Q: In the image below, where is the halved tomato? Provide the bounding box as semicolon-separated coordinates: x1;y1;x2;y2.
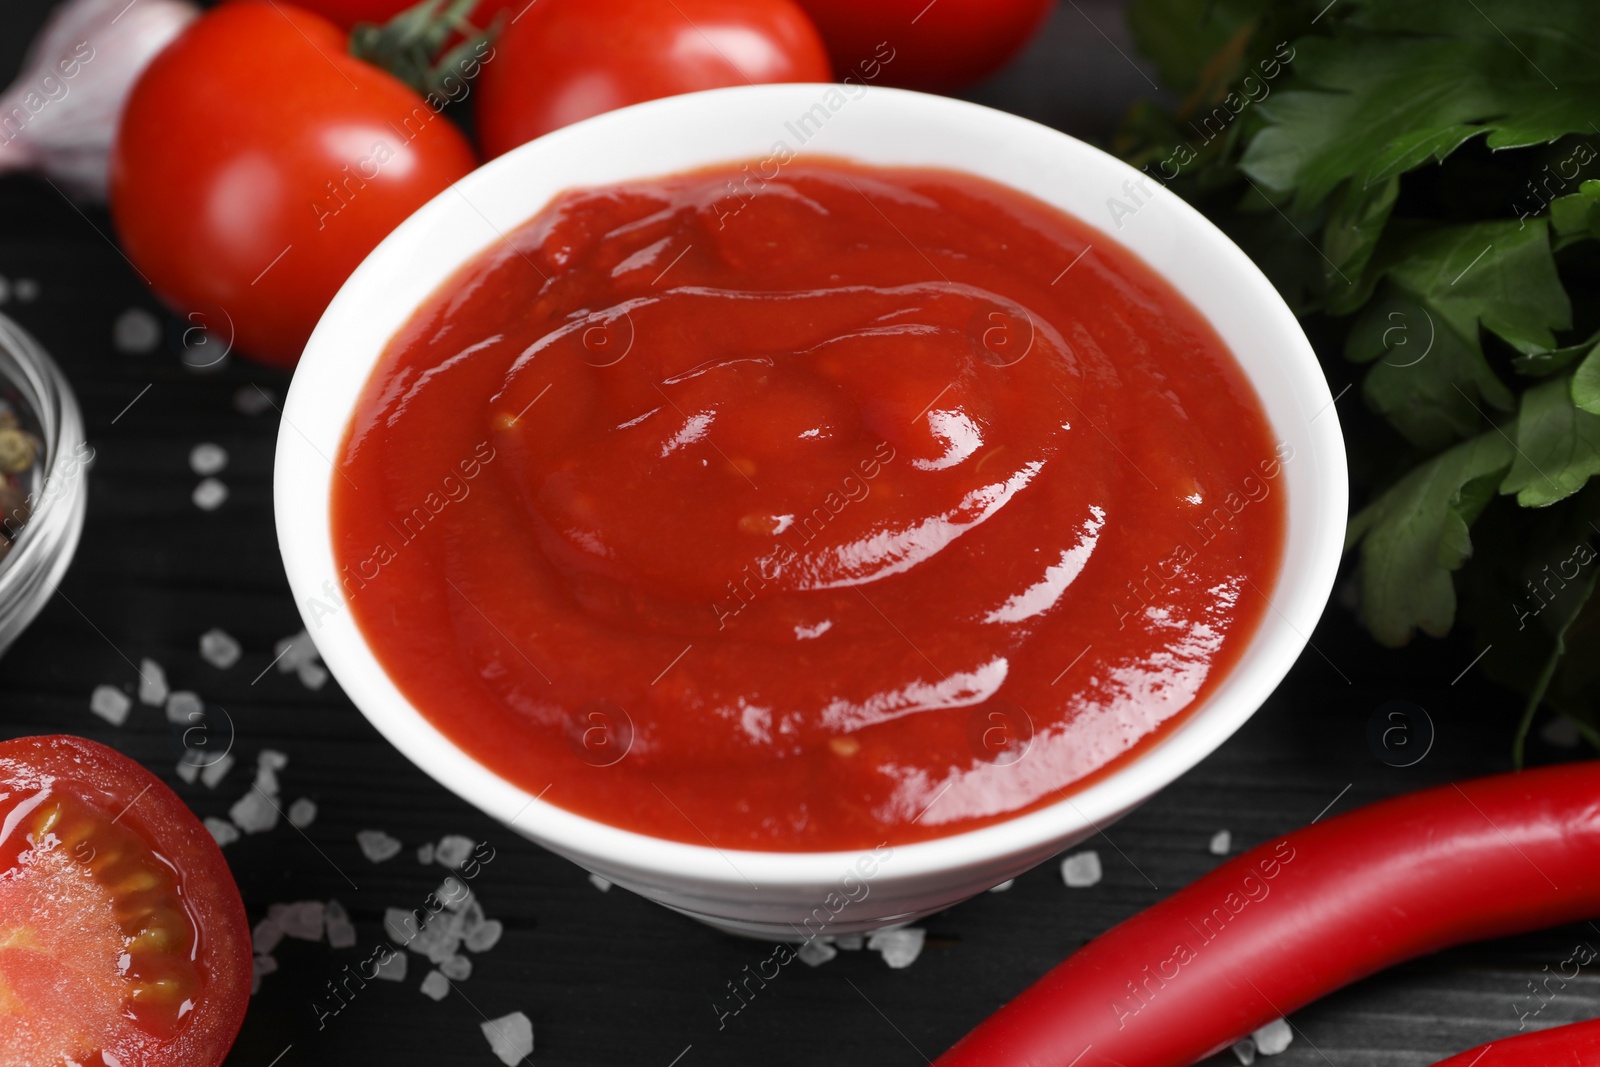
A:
0;736;250;1067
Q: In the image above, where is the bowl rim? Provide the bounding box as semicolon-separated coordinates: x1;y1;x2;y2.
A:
276;83;1348;888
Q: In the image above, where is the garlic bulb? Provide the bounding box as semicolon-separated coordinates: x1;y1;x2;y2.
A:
0;0;198;201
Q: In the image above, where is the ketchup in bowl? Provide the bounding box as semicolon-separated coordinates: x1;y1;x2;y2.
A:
330;159;1287;851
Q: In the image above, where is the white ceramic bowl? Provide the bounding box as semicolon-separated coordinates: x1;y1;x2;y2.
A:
276;84;1346;939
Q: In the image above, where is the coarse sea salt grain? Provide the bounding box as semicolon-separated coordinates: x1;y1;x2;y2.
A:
419;969;450;1001
250;953;277;996
297;661;330;690
192;478;228;511
481;1011;534;1066
385;907;421;946
165;690;203;724
834;933;864;951
189;442;228;476
253;916;284;955
1232;1037;1257;1065
989;879;1014;893
234;384;274;416
416;842;435;865
797;939;837;967
137;658;168;706
204;817;239;847
229;789;278;834
90;685;131;726
867;927;926;970
1060;850;1102;889
463;919;503;954
175;753;201;784
199;628;242;670
288;797;317;828
440;954;472;981
274;632;316;674
357;829;402;863
199;752;235;790
275;901;325;942
1253;1018;1293;1056
325;899;358;949
112;308;161;354
434;834;474;869
259;748;289;771
375;951;407;982
437;876;473;912
588;873;612;893
1210;830;1233;856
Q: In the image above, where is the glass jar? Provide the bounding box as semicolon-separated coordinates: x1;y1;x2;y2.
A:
0;312;87;656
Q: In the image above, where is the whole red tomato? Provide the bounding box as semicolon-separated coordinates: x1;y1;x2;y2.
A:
796;0;1054;90
0;735;250;1066
475;0;832;159
110;0;478;368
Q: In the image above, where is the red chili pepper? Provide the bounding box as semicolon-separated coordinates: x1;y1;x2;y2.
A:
935;763;1600;1067
1429;1017;1600;1065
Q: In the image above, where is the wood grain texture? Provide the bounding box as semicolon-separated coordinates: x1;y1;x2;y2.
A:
0;2;1594;1064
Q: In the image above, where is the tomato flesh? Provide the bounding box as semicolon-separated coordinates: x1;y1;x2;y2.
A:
0;738;248;1067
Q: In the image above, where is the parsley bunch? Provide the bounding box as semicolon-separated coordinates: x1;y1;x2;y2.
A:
1118;0;1600;756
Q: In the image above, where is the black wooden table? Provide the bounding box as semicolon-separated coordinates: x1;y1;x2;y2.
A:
1;2;1593;1065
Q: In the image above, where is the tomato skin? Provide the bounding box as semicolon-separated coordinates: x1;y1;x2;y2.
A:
474;0;832;159
794;0;1053;90
110;0;478;368
0;735;250;1067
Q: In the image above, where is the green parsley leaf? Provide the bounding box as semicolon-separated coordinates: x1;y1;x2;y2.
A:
1502;376;1600;506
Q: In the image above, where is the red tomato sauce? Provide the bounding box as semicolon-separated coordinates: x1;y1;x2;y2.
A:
330;159;1287;851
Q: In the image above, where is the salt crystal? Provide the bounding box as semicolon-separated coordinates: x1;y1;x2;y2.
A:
416;842;435;865
325;899;358;949
280;900;325;941
234;384;274;416
463;919;503;953
1232;1038;1257;1065
410;917;464;965
385;907;421;946
137;658;168;706
189;442;228;476
90;685;131;726
374;950;407;981
175;753;200;784
297;661;329;690
1060;850;1102;889
480;1011;534;1066
254;766;279;798
434;835;474;869
274;633;315;673
253;954;278;977
458;899;486;934
253;916;284;955
259;748;289;771
204;817;239;847
588;873;612;893
1210;830;1232;856
437;876;473;911
1253;1018;1293;1056
834;933;864;951
229;788;278;834
165;690;203;724
867;927;926;969
199;628;242;669
989;879;1014;893
288;797;317;828
200;752;234;789
797;939;837;967
419;969;450;1001
192;478;228;511
357;829;402;863
112;308;161;354
440;954;473;980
